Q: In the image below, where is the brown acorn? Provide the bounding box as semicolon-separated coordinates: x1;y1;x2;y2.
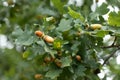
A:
44;57;51;63
54;59;62;67
51;57;55;62
34;74;43;79
35;31;44;38
76;55;81;61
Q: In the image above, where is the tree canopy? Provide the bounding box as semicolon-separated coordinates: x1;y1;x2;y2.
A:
0;0;120;80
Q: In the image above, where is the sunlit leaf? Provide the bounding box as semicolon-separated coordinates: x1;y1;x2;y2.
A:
108;11;120;27
51;0;67;13
22;50;31;59
68;7;85;22
96;30;109;37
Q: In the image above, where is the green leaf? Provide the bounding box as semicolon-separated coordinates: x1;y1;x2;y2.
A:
57;19;72;32
96;30;109;37
12;26;24;36
15;35;35;46
95;3;109;15
14;27;35;46
45;68;62;79
87;74;100;80
32;44;45;55
51;0;67;14
38;7;57;16
75;65;86;76
107;0;120;7
108;11;120;27
61;56;72;68
22;50;31;59
68;7;85;22
40;42;57;57
53;41;61;50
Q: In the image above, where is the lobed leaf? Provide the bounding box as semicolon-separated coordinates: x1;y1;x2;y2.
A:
45;68;62;79
61;56;72;68
57;19;72;32
108;11;120;27
68;7;85;22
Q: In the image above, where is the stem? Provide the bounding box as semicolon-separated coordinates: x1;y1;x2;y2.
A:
102;48;119;66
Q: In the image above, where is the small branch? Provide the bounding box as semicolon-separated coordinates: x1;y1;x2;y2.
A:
111;36;117;46
101;44;120;48
102;48;119;66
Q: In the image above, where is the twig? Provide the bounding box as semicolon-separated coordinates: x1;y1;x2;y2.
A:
101;44;120;48
102;48;119;66
111;36;117;46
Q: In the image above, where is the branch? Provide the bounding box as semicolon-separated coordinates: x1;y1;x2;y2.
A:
102;48;119;66
101;44;120;48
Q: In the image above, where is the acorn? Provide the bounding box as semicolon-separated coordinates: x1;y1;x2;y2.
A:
44;56;51;63
43;35;54;43
90;24;102;30
51;57;55;62
76;31;81;36
57;50;62;56
34;74;43;79
35;31;44;38
76;55;81;61
54;59;62;67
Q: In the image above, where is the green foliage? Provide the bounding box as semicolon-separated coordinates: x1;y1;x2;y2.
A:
1;0;120;80
51;0;67;14
57;19;72;31
95;3;109;15
108;11;120;27
45;68;62;79
68;7;85;22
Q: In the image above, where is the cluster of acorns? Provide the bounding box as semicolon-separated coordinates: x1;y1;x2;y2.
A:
35;24;102;43
34;30;82;79
35;30;54;43
35;30;82;62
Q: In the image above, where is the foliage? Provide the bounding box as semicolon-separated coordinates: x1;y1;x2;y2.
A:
0;0;120;80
